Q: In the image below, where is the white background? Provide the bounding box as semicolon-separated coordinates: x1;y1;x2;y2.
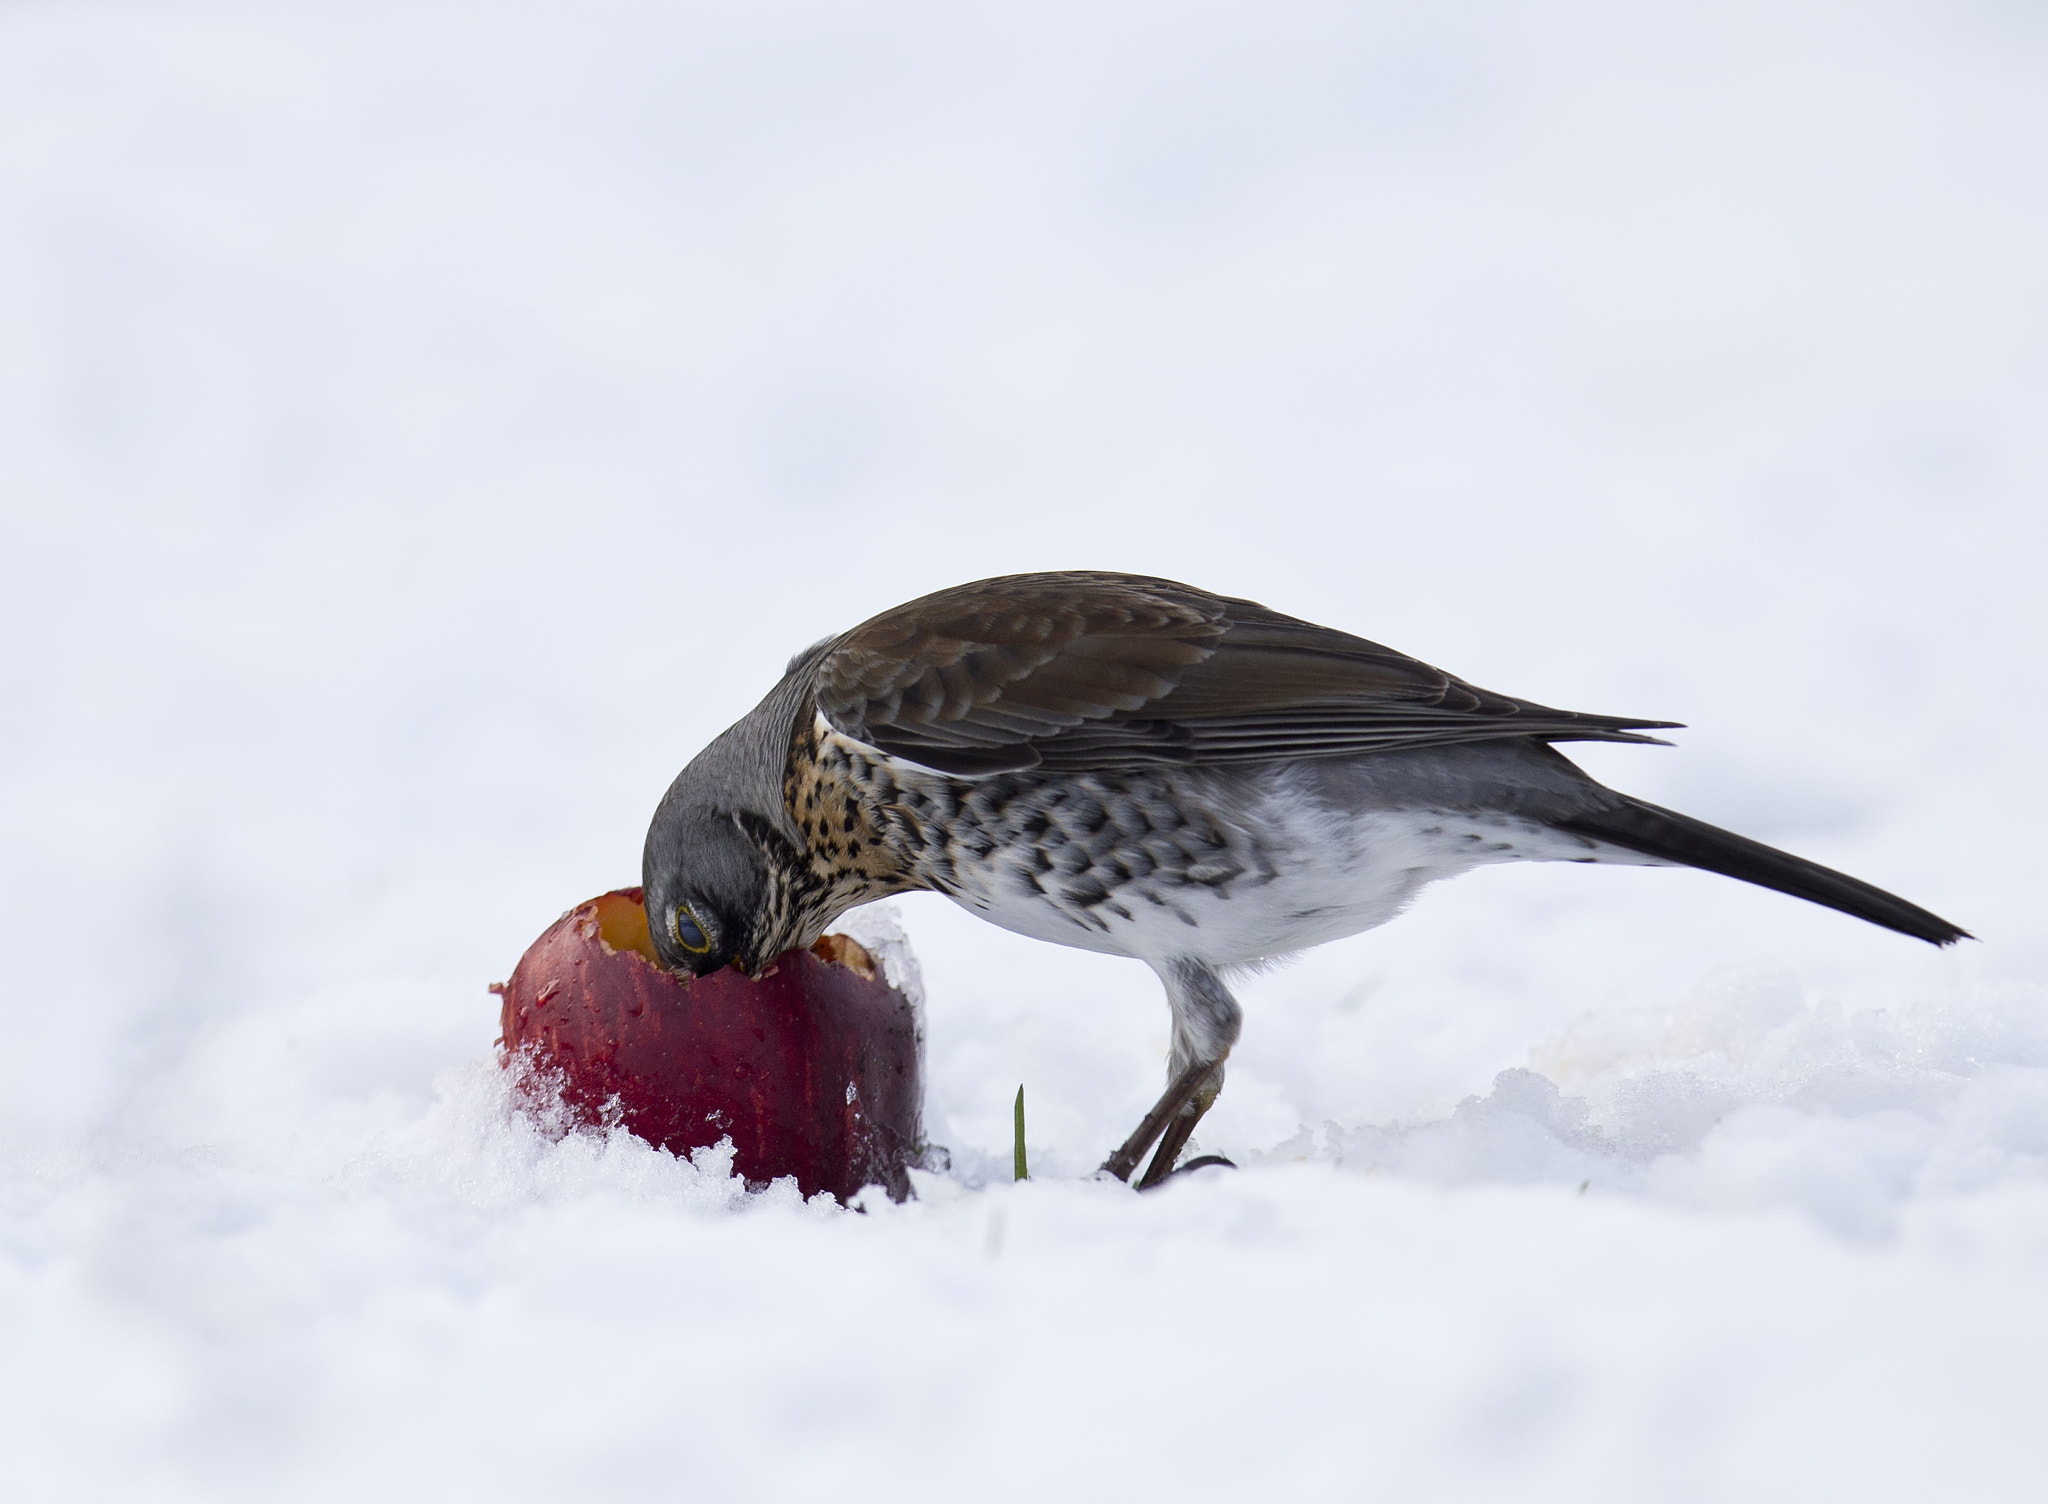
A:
3;1;2045;1498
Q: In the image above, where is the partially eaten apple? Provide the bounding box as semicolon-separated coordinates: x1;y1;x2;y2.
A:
495;888;921;1202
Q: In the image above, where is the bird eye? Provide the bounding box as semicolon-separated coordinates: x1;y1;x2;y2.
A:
669;905;711;954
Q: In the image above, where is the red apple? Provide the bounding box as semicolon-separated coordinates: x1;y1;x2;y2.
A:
494;888;921;1202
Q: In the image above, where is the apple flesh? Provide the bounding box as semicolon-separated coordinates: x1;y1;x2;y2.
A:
495;888;921;1202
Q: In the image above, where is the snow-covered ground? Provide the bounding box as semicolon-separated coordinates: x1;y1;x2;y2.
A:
4;1;2046;1497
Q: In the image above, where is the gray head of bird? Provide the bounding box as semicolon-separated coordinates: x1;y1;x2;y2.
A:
641;794;776;977
639;662;820;978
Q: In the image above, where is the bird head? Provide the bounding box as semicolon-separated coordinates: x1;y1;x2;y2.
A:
641;796;774;978
641;643;832;979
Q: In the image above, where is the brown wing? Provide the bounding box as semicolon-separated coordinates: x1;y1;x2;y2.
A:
812;571;1679;776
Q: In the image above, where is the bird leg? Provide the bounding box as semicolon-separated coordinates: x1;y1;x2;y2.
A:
1135;1071;1224;1189
1100;1059;1218;1182
1101;958;1242;1185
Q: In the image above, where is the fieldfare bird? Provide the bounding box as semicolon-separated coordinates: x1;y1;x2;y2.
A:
643;572;1967;1189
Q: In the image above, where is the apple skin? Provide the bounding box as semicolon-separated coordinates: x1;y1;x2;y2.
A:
495;888;921;1202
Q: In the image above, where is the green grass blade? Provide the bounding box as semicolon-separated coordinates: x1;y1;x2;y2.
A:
1013;1085;1028;1182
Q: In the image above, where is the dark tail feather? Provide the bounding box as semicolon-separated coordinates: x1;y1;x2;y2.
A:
1558;796;1971;947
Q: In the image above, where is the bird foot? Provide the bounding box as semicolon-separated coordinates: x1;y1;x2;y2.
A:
1135;1103;1208;1189
1099;1059;1220;1183
1139;1153;1236;1189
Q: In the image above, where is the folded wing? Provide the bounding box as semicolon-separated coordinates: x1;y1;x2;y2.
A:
813;571;1679;776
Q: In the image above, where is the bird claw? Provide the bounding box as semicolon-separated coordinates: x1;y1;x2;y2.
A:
1140;1153;1236;1189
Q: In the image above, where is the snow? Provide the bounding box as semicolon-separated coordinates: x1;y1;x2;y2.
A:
3;0;2046;1497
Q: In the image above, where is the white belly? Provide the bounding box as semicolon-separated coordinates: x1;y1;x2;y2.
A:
931;770;1654;969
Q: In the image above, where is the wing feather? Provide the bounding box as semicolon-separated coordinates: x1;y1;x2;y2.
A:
813;572;1677;776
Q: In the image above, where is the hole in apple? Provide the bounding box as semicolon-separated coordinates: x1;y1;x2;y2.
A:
591;890;663;967
810;932;877;979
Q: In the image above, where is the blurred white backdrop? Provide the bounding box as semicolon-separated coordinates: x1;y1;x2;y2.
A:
3;1;2045;1499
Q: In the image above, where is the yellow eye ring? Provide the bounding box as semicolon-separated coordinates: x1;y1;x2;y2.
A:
669;904;712;954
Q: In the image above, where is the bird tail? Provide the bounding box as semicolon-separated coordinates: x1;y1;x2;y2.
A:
1556;795;1970;946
